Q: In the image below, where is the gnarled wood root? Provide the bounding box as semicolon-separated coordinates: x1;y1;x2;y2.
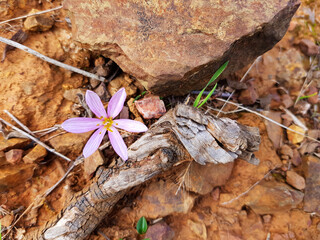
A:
28;104;260;240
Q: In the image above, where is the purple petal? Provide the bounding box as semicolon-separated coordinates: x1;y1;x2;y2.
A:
61;118;102;133
113;119;148;133
86;90;107;118
83;126;107;158
108;126;128;161
107;87;126;118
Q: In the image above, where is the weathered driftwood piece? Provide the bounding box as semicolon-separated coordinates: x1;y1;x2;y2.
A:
27;104;260;240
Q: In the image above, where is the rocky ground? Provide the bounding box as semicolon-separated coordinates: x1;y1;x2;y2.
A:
0;0;320;240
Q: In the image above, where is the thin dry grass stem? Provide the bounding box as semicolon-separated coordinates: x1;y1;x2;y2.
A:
0;36;105;81
281;107;308;131
175;161;192;195
32;125;60;137
0;117;72;162
0;6;63;25
3;110;35;136
214;98;320;143
221;167;277;205
294;56;318;106
209;108;245;114
216;56;262;117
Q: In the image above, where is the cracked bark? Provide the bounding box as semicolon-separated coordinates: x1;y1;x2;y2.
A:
27;104;260;240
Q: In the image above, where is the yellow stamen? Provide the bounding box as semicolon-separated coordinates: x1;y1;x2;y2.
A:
101;117;114;132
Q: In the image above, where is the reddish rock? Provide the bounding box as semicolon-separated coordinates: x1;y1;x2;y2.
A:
84;150;105;179
281;94;293;108
5;149;24;164
145;221;175;240
286;171;305;190
279;145;293;159
136;179;195;219
238;84;258;105
244;181;304;214
302;155;320;213
0;214;14;227
135;95;166;119
185;161;234;195
291;148;302;166
22;144;47;164
107;73;137;99
64;0;300;96
0;163;35;191
219;231;243;240
187;220;207;240
299;39;320;57
264;111;283;149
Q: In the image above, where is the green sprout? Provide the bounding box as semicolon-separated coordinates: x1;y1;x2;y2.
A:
0;222;2;240
133;91;147;102
298;92;317;100
136;216;148;235
193;61;229;108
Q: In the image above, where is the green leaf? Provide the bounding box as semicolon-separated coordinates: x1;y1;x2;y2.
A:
197;83;218;108
136;216;148;234
0;222;2;240
193;61;229;108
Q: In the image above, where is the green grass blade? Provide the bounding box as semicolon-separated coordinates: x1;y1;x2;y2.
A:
298;92;317;100
197;83;218;108
193;61;229;107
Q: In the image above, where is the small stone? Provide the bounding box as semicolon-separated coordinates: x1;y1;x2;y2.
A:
287;124;306;144
245;181;304;214
281;94;293;108
308;129;320;139
185;161;234;195
136;179;195;219
135;95;166;119
84;150;105;179
299;39;320;57
94;83;109;102
302;155;320;213
294;100;311;115
279;145;293;159
286;171;305;190
145;221;175;240
0;214;14;227
63;88;86;103
262;215;272;223
127;98;143;122
108;73;137;99
94;57;105;67
0;137;30;152
5;149;24;164
0;151;7;166
305;86;318;104
187;220;207;240
292;148;302;166
238;84;258;105
24;9;54;32
89;78;101;89
22;144;47;164
211;187;220;201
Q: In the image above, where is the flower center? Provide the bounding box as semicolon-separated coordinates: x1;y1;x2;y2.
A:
100;117;114;132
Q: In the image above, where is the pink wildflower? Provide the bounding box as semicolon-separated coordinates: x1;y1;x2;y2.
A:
61;88;148;160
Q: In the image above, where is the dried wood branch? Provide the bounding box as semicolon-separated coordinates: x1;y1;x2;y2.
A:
26;104;260;240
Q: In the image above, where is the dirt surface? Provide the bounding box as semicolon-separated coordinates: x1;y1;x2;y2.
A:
0;0;320;240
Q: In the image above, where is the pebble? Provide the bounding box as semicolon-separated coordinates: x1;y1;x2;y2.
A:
287;124;306;144
145;221;175;240
305;86;318;104
286;170;305;190
0;137;30;152
24;9;54;32
23;144;47;164
299;39;320;56
135;95;166;119
5;149;23;164
84;150;105;179
279;145;293;159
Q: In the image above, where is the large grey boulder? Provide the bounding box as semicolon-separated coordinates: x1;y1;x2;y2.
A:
64;0;300;96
